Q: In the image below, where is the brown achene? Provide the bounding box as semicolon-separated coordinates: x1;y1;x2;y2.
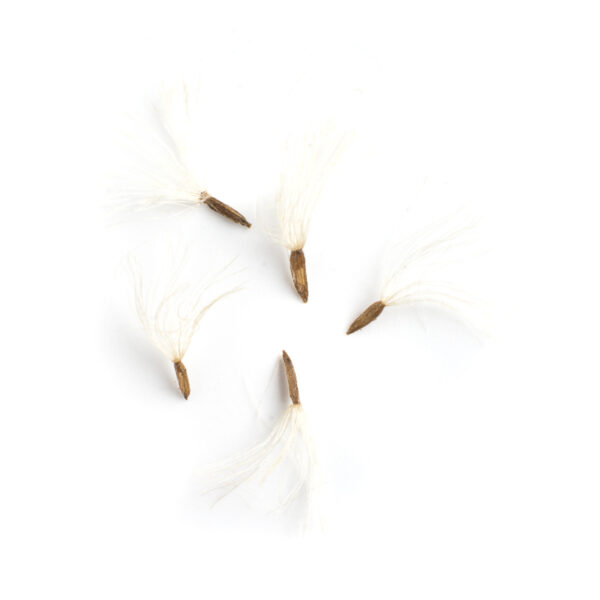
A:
204;195;252;228
290;249;308;303
282;350;301;405
173;360;191;399
346;300;386;335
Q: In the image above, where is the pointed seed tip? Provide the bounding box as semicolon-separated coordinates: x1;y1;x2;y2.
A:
346;301;386;335
205;196;251;228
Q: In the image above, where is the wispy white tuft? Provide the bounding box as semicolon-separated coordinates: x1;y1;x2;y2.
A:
112;83;209;215
201;403;320;526
275;123;351;250
129;244;240;362
380;215;487;330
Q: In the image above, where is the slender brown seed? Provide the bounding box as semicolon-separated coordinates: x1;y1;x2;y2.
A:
204;195;252;228
173;360;191;399
346;300;386;335
282;350;300;405
290;249;308;303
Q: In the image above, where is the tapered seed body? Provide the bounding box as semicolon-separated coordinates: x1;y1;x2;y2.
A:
173;360;191;399
204;196;252;228
282;350;300;405
346;301;386;335
290;249;308;303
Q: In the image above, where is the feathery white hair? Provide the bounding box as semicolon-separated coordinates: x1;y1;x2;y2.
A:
201;402;319;524
276;123;351;250
114;83;209;214
130;245;239;362
380;215;482;324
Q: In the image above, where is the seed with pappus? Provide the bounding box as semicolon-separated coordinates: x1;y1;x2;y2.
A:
273;123;351;302
200;350;320;527
347;216;482;335
129;244;240;399
113;83;251;228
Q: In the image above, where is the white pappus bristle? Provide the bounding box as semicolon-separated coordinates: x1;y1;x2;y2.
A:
276;123;351;251
201;402;320;525
380;216;484;327
113;83;209;214
129;246;239;363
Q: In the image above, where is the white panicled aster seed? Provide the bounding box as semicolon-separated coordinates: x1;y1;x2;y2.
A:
113;83;251;227
201;351;320;527
348;213;486;335
129;243;240;399
274;123;352;302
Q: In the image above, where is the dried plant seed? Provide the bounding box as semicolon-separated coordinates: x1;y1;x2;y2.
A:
205;196;252;228
173;360;191;399
290;249;308;303
346;301;386;335
282;350;300;405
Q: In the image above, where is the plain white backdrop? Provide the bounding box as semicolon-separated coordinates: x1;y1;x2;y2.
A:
1;1;599;598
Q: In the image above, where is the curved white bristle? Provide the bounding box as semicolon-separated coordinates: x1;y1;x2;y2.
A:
379;214;488;331
111;83;209;215
129;244;240;362
275;123;351;250
201;403;319;524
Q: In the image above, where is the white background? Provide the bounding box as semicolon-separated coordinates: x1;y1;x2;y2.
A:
2;1;600;598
